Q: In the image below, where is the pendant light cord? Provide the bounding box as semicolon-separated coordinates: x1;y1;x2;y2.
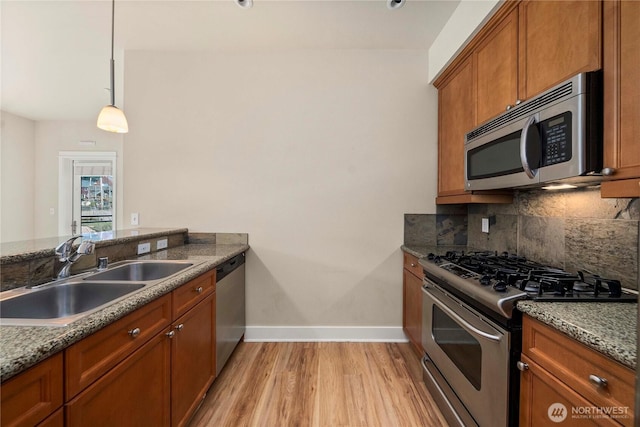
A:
109;0;116;106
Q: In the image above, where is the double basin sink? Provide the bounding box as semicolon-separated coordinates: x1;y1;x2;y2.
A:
0;260;197;327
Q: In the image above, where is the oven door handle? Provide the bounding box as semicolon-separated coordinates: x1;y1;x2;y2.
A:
423;287;502;343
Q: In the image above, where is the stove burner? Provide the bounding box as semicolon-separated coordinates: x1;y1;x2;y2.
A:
426;251;635;303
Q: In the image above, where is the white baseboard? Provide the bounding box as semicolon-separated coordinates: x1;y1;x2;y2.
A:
244;326;409;342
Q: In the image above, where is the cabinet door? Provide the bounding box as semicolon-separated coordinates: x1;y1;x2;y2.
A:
438;57;475;197
66;331;171;427
475;8;519;124
602;0;640;197
402;269;423;355
171;292;216;427
518;0;601;99
519;355;621;427
1;353;63;427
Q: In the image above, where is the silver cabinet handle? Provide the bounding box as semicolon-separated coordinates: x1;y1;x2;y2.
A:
175;323;184;331
128;327;141;338
517;361;529;371
515;99;522;105
195;286;203;294
602;167;616;176
589;374;608;388
410;263;416;267
506;105;512;111
166;330;175;338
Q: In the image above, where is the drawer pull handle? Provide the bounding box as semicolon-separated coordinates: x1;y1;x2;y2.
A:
166;330;175;338
410;263;416;267
175;323;184;331
589;374;608;388
128;327;141;338
195;286;203;294
516;361;529;372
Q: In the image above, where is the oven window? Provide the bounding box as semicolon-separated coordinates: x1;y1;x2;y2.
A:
432;306;482;390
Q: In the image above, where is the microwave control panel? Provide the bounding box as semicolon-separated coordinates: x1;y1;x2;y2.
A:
541;112;572;166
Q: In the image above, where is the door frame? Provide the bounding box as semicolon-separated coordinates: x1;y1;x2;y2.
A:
58;151;117;236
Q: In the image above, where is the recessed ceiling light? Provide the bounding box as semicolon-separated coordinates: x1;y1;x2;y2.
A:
387;0;406;10
235;0;253;9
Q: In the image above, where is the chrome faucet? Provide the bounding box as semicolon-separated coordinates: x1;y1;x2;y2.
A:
55;236;95;279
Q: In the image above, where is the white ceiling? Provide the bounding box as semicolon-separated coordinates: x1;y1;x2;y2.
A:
1;0;460;121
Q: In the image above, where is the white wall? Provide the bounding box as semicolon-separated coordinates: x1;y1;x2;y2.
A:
33;121;124;239
124;49;437;339
0;111;36;242
428;0;501;83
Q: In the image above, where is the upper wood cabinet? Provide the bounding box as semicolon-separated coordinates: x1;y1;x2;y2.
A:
433;0;602;204
438;58;475;198
601;0;640;198
475;8;519;125
518;0;601;100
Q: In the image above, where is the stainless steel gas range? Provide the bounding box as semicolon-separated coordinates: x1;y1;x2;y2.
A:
418;251;636;427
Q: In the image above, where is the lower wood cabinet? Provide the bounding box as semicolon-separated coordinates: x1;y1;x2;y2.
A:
519;315;634;427
0;352;63;427
66;331;172;426
402;253;423;355
171;292;216;427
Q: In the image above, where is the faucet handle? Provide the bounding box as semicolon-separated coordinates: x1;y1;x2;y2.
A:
55;235;83;260
76;241;95;255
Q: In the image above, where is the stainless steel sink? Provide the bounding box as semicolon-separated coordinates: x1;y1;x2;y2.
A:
87;260;194;282
0;281;146;326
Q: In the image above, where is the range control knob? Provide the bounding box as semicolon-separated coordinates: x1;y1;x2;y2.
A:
493;281;508;292
479;275;492;286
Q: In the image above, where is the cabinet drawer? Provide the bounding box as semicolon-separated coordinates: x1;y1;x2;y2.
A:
1;353;63;427
403;253;423;279
523;316;635;424
65;294;172;400
172;270;216;319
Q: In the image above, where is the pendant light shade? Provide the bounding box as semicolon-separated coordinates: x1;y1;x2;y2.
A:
97;0;128;133
97;105;128;133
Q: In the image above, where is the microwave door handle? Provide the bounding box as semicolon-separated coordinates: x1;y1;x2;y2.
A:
520;115;541;179
422;287;502;343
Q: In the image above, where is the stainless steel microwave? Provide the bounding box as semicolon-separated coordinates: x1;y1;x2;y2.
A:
464;71;603;191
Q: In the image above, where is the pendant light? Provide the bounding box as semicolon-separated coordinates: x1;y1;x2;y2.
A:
97;0;128;133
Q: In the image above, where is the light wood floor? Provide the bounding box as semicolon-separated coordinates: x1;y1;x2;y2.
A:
188;342;449;427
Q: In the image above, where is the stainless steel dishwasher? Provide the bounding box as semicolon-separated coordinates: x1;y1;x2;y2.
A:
215;253;246;376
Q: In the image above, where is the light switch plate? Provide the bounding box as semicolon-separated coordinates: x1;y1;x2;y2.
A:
137;242;151;255
131;213;139;226
482;218;490;233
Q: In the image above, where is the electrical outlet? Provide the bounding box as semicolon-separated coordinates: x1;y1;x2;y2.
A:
156;238;168;250
482;217;490;233
131;213;139;226
137;242;151;255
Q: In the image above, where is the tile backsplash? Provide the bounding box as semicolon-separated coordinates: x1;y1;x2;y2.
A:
405;187;640;290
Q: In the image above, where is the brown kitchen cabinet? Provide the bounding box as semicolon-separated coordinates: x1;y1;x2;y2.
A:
0;352;63;427
474;8;519;125
402;253;423;355
601;0;640;198
61;268;218;426
518;0;601;100
434;0;602;204
171;291;216;427
66;331;172;426
519;315;635;427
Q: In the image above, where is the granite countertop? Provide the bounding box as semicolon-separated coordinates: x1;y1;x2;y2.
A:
0;242;248;382
517;301;637;370
400;245;638;370
0;227;189;263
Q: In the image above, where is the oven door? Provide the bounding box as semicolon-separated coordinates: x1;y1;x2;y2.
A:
422;281;511;427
